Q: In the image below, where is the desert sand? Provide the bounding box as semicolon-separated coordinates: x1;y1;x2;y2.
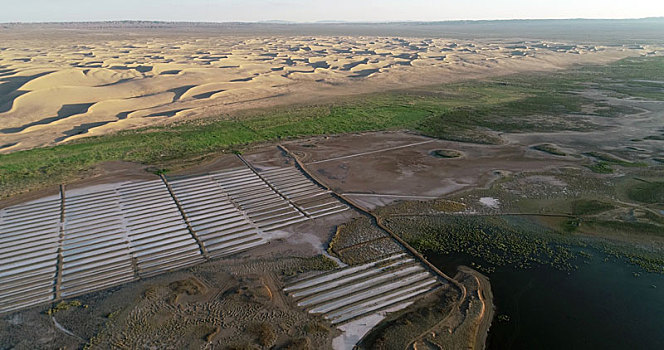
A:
0;24;656;152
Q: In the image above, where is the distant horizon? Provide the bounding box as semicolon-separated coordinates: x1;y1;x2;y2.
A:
3;0;664;23
3;16;664;25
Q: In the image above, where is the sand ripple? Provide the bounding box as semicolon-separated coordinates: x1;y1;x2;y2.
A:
0;30;656;152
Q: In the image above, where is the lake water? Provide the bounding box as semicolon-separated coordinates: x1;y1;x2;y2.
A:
428;249;664;349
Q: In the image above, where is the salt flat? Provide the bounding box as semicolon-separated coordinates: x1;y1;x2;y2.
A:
0;24;652;152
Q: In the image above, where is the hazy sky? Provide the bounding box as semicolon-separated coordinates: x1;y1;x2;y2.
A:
3;0;664;23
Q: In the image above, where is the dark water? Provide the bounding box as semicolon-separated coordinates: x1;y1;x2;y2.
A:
427;249;664;349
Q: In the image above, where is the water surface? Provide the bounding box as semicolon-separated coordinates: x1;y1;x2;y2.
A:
428;249;664;349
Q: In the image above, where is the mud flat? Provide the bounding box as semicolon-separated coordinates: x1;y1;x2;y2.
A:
460;266;494;350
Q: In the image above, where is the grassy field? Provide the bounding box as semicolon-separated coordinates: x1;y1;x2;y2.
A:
1;56;663;197
627;181;664;204
570;199;615;215
385;214;580;273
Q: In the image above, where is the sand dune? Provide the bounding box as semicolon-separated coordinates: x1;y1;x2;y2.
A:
0;30;659;152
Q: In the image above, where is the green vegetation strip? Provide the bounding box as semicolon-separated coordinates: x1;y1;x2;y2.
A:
386;213;664;274
570;199;615;215
627;181;664;204
1;56;663;197
386;215;580;273
585;151;647;167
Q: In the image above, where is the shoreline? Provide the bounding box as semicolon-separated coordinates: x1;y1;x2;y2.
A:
458;265;495;350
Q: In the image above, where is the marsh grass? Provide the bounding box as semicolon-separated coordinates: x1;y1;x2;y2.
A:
585;151;647;167
571;199;615;215
386;214;580;272
627;181;664;204
587;162;614;174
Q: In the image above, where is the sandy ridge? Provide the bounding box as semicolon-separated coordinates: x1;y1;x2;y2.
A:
0;31;659;152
